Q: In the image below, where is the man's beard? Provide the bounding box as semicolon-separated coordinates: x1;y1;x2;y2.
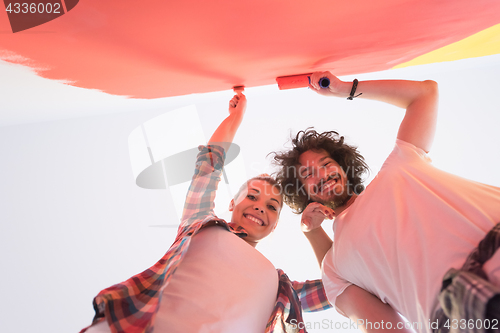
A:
315;185;352;210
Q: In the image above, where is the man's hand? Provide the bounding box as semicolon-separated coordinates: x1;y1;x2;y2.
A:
301;202;335;232
301;202;335;267
308;71;439;152
309;71;351;98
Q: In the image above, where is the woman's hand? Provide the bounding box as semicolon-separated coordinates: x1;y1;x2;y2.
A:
229;92;247;116
207;92;247;148
301;202;335;232
309;71;351;98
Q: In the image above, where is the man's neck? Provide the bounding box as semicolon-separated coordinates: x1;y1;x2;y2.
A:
333;194;358;216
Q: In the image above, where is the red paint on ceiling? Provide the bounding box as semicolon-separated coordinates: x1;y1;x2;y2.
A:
1;0;500;99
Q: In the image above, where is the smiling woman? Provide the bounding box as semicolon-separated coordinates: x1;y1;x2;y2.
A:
79;92;332;333
229;177;283;246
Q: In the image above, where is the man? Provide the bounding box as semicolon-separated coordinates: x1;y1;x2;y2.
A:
273;71;500;333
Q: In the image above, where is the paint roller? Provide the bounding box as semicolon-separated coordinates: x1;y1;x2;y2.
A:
276;74;330;90
233;86;245;93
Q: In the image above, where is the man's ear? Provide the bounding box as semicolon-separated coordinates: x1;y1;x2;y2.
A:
229;198;235;212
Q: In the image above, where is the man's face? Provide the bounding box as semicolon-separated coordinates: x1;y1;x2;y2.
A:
229;180;282;244
297;149;350;209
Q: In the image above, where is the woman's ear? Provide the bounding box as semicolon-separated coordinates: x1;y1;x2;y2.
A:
272;220;279;231
228;198;235;212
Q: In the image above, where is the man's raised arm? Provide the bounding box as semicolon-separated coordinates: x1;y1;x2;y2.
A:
309;71;438;153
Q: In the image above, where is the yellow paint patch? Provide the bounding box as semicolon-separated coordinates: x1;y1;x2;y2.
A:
394;24;500;69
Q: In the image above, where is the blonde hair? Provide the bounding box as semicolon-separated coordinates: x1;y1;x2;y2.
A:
234;174;284;209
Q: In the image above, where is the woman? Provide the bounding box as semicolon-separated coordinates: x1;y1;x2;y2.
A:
80;91;331;333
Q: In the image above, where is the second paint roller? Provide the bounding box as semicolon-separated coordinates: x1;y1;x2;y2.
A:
276;73;330;90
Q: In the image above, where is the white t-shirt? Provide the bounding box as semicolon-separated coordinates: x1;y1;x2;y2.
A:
322;140;500;333
154;225;279;333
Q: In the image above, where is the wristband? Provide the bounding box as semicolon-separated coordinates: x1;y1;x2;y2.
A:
347;79;362;100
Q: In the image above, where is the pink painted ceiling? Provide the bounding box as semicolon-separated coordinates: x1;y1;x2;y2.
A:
1;0;500;99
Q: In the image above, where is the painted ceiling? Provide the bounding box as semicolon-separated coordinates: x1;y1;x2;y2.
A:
1;0;500;99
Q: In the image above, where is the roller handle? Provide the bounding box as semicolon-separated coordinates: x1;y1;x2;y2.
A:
233;85;245;93
318;77;330;88
276;74;330;90
307;76;330;88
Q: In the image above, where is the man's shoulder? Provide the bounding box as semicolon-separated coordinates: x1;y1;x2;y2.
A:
379;139;431;171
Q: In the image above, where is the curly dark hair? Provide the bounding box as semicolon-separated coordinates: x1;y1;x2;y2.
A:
271;128;369;214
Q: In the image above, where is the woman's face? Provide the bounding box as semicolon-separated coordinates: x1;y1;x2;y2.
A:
229;179;282;246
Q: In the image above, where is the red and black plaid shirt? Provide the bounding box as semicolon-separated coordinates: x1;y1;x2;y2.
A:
81;145;331;333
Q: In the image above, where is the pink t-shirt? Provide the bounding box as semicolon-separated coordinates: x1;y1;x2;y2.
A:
322;140;500;333
86;225;279;333
154;225;279;333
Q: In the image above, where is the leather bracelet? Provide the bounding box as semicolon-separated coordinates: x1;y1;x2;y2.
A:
347;79;362;100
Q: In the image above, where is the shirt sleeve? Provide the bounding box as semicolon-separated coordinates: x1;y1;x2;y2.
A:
291;279;333;313
180;145;226;226
321;247;352;316
394;139;432;163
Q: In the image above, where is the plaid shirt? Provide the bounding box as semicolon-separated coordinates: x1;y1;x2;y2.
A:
431;223;500;333
81;145;331;333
